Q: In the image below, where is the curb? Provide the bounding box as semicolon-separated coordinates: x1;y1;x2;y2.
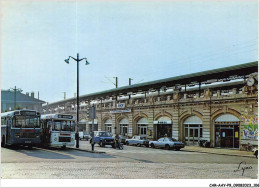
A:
182;149;255;158
68;147;106;154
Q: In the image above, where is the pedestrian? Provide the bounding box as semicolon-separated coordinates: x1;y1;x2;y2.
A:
114;133;120;148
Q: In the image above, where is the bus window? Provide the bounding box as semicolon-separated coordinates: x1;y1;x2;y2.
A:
71;121;75;131
26;117;40;128
14;116;40;128
1;118;5;125
61;121;70;131
53;121;61;131
14;116;24;128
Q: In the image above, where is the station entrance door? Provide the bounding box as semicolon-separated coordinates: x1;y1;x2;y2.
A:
154;116;172;140
215;114;240;148
184;116;203;146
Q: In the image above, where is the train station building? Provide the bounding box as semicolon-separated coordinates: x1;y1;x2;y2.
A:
42;61;258;150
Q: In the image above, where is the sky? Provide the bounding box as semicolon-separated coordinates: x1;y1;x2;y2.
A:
1;0;258;103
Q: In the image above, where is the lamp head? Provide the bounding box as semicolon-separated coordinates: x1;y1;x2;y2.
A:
65;58;70;64
85;59;90;65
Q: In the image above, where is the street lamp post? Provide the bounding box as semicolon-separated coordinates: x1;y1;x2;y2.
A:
65;53;90;148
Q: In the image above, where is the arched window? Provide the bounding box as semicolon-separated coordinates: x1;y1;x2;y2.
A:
104;119;112;133
184;116;203;146
119;118;129;136
137;118;148;137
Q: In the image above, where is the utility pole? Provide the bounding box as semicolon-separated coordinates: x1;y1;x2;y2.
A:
129;78;133;85
89;104;96;151
62;92;66;100
10;86;22;110
14;86;17;109
65;53;90;148
113;77;118;88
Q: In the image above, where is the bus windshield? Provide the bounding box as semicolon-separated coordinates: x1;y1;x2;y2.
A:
53;120;75;131
14;116;40;128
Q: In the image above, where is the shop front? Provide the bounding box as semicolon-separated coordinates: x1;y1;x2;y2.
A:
154;116;172;139
215;114;240;148
184;116;203;146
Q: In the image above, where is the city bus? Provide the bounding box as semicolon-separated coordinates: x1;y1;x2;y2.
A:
1;110;41;148
41;114;75;149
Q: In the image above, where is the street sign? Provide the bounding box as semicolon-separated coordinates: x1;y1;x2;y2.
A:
89;105;96;119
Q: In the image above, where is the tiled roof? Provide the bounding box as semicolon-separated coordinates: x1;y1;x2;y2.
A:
1;90;45;104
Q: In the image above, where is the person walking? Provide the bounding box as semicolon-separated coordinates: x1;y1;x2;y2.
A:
114;133;120;149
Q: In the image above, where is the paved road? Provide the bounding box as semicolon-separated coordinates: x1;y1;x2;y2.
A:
1;141;258;179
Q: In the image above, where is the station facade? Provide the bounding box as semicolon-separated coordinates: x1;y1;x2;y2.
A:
91;86;258;149
42;61;258;150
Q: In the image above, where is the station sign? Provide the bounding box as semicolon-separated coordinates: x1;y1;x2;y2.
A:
153;120;172;124
110;109;131;113
117;103;125;108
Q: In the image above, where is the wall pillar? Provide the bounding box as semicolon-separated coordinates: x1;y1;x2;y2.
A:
112;113;116;135
97;114;102;131
86;120;90;133
128;113;133;138
202;107;211;144
147;109;155;140
172;109;180;140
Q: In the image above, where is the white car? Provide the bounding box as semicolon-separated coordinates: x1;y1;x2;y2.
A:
149;137;185;150
79;131;90;141
125;135;149;147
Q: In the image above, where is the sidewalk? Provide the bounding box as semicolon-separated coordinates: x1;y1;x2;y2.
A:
69;142;257;158
183;146;256;158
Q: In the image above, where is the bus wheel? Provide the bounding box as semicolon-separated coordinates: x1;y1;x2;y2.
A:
62;145;66;150
1;136;6;148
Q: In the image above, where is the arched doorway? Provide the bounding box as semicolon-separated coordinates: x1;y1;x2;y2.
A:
215;114;240;148
119;118;129;136
154;116;172;139
184;116;203;146
104;119;112;133
137;118;148;138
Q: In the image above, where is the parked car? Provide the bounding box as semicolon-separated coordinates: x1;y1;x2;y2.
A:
83;132;91;141
149;137;185;150
79;131;90;141
125;135;149;147
79;131;84;140
90;131;114;147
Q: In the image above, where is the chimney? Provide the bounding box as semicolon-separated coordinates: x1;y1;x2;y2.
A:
31;92;34;98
